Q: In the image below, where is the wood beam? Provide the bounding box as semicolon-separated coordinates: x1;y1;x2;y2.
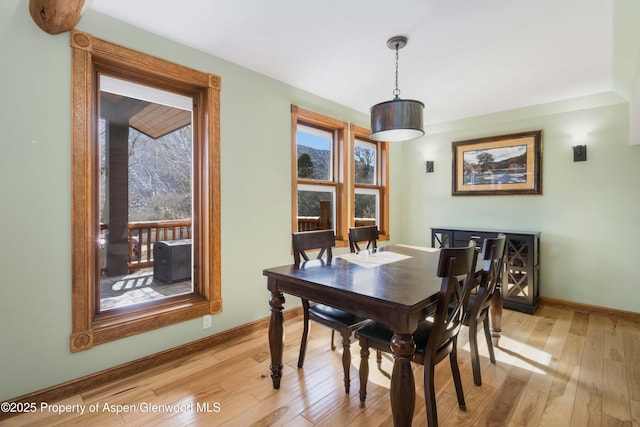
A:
29;0;84;35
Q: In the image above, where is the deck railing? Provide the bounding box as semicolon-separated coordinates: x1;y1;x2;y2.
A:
103;215;374;272
296;200;375;231
297;217;376;231
100;219;192;272
128;219;192;270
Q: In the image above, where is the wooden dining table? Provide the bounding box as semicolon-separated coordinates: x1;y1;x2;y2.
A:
263;244;502;426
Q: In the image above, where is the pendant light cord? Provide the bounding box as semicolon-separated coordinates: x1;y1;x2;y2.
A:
393;43;401;98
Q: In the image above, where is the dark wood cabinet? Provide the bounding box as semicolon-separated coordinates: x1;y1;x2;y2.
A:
431;227;540;314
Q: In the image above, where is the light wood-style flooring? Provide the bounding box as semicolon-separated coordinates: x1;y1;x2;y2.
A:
3;304;640;426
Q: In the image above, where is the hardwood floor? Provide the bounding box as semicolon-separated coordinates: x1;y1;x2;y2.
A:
3;304;640;426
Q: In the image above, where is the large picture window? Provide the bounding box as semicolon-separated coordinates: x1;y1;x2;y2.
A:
98;75;195;312
70;31;221;351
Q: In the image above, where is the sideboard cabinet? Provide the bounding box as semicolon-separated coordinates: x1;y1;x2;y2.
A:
431;227;540;314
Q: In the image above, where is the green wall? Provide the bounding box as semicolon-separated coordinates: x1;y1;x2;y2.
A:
0;0;638;403
399;96;640;311
0;3;399;400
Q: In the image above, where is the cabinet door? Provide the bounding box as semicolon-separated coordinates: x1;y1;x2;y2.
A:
431;229;453;248
502;235;535;307
431;227;540;313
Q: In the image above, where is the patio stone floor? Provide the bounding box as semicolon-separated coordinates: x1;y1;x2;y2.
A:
100;268;192;311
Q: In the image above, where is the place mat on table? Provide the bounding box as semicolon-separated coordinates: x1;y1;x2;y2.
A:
394;244;440;252
337;251;411;268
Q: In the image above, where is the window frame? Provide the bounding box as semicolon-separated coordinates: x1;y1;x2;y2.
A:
70;31;222;352
351;124;389;239
291;106;389;244
291;106;347;243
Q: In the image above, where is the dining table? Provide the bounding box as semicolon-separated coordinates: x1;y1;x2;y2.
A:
263;244;502;426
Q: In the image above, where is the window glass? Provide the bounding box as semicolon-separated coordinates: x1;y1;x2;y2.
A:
355;189;378;227
297;184;335;231
354;139;377;185
98;75;194;311
297;124;332;181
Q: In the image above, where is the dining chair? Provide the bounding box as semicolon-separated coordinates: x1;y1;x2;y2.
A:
356;241;478;427
348;225;379;253
292;229;370;394
464;234;506;386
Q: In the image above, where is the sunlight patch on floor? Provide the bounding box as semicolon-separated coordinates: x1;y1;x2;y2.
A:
359;333;553;389
112;272;154;291
489;336;551;375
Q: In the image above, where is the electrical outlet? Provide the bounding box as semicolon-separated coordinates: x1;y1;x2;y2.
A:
203;315;212;329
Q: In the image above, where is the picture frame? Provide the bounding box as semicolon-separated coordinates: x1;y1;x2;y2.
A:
452;130;542;196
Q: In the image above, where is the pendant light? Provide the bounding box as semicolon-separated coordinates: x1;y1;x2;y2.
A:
370;36;425;142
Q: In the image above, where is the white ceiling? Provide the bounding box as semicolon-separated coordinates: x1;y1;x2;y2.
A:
88;0;613;125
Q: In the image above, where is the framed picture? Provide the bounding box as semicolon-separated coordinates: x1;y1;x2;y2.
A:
452;130;542;196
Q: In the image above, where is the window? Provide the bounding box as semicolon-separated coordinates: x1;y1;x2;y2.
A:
98;75;195;311
292;107;346;240
70;31;221;351
351;124;389;237
291;106;388;244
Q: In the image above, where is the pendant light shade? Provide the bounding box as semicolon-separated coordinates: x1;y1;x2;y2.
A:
370;97;424;142
370;36;425;142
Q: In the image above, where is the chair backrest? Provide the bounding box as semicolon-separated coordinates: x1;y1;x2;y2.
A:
292;229;336;266
426;241;478;356
348;226;379;253
471;233;507;315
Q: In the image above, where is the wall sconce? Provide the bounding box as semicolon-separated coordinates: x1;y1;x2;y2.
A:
425;160;434;173
573;145;587;162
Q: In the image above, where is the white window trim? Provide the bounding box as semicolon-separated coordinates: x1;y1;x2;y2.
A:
354;187;380;227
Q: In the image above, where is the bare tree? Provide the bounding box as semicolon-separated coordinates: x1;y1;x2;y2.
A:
355;145;375;184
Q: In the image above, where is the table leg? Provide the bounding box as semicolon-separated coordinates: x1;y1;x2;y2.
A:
268;290;285;389
390;333;416;426
489;283;502;347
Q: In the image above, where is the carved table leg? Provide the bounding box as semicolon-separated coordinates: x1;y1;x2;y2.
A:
359;344;369;407
489;283;503;347
390;333;416;427
341;333;352;393
268;290;285;389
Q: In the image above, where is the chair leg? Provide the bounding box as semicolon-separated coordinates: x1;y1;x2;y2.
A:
483;315;496;364
298;301;311;368
450;339;466;411
341;332;352;393
359;340;370;407
468;319;482;386
331;330;336;351
423;361;438;427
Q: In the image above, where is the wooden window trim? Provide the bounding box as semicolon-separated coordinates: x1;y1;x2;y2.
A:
351;124;389;240
291;106;348;244
70;31;222;352
291;107;389;244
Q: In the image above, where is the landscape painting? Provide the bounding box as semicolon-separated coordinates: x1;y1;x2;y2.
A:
452;130;542;196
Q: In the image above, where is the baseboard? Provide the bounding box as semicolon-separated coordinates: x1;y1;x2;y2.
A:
1;306;303;421
7;298;636;420
540;297;640;322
